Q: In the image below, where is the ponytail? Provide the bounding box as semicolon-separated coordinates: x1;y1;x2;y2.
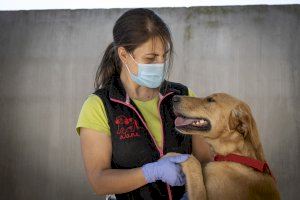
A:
94;42;121;91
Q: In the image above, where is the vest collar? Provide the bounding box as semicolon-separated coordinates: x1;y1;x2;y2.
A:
108;75;181;103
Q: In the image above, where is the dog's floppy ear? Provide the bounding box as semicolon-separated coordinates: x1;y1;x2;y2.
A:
229;103;265;161
228;103;249;138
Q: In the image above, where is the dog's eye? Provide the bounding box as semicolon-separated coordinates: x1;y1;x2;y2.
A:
207;97;215;103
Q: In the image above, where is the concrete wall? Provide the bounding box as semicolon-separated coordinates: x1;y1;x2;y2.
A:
0;5;299;200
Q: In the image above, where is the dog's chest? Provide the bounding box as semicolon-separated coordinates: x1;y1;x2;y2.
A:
202;162;263;199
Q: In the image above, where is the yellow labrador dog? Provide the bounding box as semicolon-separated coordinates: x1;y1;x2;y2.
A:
168;93;280;200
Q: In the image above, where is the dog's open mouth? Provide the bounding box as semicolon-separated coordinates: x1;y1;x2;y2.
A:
174;112;211;131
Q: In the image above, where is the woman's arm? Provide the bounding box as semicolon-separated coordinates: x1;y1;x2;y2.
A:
192;134;215;163
80;127;147;195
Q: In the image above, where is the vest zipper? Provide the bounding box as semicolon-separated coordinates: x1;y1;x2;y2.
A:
110;91;175;200
110;97;164;156
157;91;174;200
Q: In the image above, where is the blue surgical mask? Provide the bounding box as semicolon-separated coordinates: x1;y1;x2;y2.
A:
124;53;165;88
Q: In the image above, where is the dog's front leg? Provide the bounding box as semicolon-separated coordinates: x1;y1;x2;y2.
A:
181;154;207;200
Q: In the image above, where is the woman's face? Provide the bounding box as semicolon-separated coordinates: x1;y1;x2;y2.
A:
119;36;169;76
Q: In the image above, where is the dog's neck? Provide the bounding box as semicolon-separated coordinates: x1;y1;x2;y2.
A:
205;130;259;160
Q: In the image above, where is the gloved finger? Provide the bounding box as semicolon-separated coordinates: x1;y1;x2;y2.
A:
167;154;190;164
179;171;186;183
180;170;186;179
180;171;186;183
176;174;186;186
178;165;186;178
176;170;186;185
182;174;186;184
180;192;189;200
169;163;186;182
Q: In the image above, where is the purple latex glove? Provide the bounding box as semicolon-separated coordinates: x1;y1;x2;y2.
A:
180;192;188;200
141;154;190;186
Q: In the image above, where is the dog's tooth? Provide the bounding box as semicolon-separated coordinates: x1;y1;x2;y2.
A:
192;121;199;126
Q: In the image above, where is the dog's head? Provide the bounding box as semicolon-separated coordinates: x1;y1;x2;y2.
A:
173;93;265;161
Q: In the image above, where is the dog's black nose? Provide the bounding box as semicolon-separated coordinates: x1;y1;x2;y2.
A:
172;95;181;103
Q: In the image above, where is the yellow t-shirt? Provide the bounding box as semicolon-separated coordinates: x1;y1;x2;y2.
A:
75;88;197;148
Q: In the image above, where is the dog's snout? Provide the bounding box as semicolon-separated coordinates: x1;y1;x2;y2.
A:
172;95;181;103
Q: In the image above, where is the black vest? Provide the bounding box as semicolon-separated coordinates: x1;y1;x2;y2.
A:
93;76;192;200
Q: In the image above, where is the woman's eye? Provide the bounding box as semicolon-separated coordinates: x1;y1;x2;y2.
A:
146;57;155;61
144;56;166;63
144;58;155;63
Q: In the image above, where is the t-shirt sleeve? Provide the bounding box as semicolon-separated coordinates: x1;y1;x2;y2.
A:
188;87;197;97
75;94;110;136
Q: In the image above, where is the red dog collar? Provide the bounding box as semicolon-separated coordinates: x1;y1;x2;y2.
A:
214;153;276;182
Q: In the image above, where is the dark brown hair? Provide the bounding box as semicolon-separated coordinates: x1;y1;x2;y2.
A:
94;8;174;91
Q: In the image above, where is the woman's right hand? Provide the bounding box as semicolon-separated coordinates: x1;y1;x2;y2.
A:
141;154;190;186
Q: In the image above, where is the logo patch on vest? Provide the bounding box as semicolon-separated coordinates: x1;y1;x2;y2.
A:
114;115;142;140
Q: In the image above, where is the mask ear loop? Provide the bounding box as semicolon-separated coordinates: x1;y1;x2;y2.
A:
124;62;131;74
129;53;139;64
124;53;138;75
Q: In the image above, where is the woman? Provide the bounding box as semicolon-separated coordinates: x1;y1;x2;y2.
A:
76;8;214;200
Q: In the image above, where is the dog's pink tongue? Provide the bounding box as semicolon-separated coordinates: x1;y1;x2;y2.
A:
175;117;194;127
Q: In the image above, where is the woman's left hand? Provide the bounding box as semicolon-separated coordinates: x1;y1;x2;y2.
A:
192;135;216;163
180;192;188;200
